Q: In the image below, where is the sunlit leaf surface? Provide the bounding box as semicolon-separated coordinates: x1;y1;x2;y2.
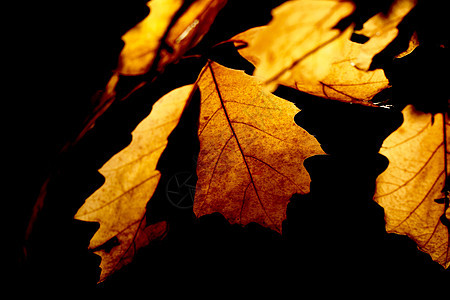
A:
119;0;227;75
233;0;355;92
375;105;449;268
75;85;195;281
233;0;398;106
194;62;324;232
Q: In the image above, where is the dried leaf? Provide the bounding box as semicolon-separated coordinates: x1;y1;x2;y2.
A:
75;84;195;281
354;0;417;70
194;62;324;232
118;0;227;75
375;105;449;268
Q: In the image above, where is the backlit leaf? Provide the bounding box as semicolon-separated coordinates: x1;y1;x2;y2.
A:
236;26;390;106
233;0;355;92
233;0;395;106
75;84;195;281
194;61;324;232
375;105;449;268
354;0;417;70
118;0;227;75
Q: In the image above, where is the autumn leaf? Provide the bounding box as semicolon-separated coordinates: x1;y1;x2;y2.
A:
194;61;324;232
353;0;417;70
119;0;227;76
375;105;449;268
75;84;195;281
233;5;394;106
232;0;356;92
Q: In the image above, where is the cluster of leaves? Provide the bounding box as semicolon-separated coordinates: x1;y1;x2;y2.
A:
23;0;449;286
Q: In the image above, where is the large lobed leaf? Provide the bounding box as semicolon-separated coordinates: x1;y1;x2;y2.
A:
194;62;324;232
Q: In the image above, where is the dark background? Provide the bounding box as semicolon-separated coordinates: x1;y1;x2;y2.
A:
11;0;449;295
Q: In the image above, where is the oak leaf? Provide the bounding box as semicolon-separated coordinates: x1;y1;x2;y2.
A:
194;62;324;232
75;84;195;281
375;105;449;268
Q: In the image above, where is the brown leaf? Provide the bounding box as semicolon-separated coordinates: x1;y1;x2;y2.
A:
118;0;227;76
375;105;449;268
75;84;195;281
194;61;324;232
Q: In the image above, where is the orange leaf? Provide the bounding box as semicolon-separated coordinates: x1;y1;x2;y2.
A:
194;62;324;232
75;84;195;281
375;105;449;268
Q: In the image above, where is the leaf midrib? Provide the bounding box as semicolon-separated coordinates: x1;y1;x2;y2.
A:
207;62;276;228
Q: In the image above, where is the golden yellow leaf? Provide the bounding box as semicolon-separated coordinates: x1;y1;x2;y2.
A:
236;26;390;105
118;0;227;75
75;84;195;281
290;39;390;105
353;0;417;70
233;0;395;106
233;0;355;92
375;105;449;268
194;62;324;232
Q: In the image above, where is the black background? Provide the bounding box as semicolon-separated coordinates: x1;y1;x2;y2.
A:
12;0;449;296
